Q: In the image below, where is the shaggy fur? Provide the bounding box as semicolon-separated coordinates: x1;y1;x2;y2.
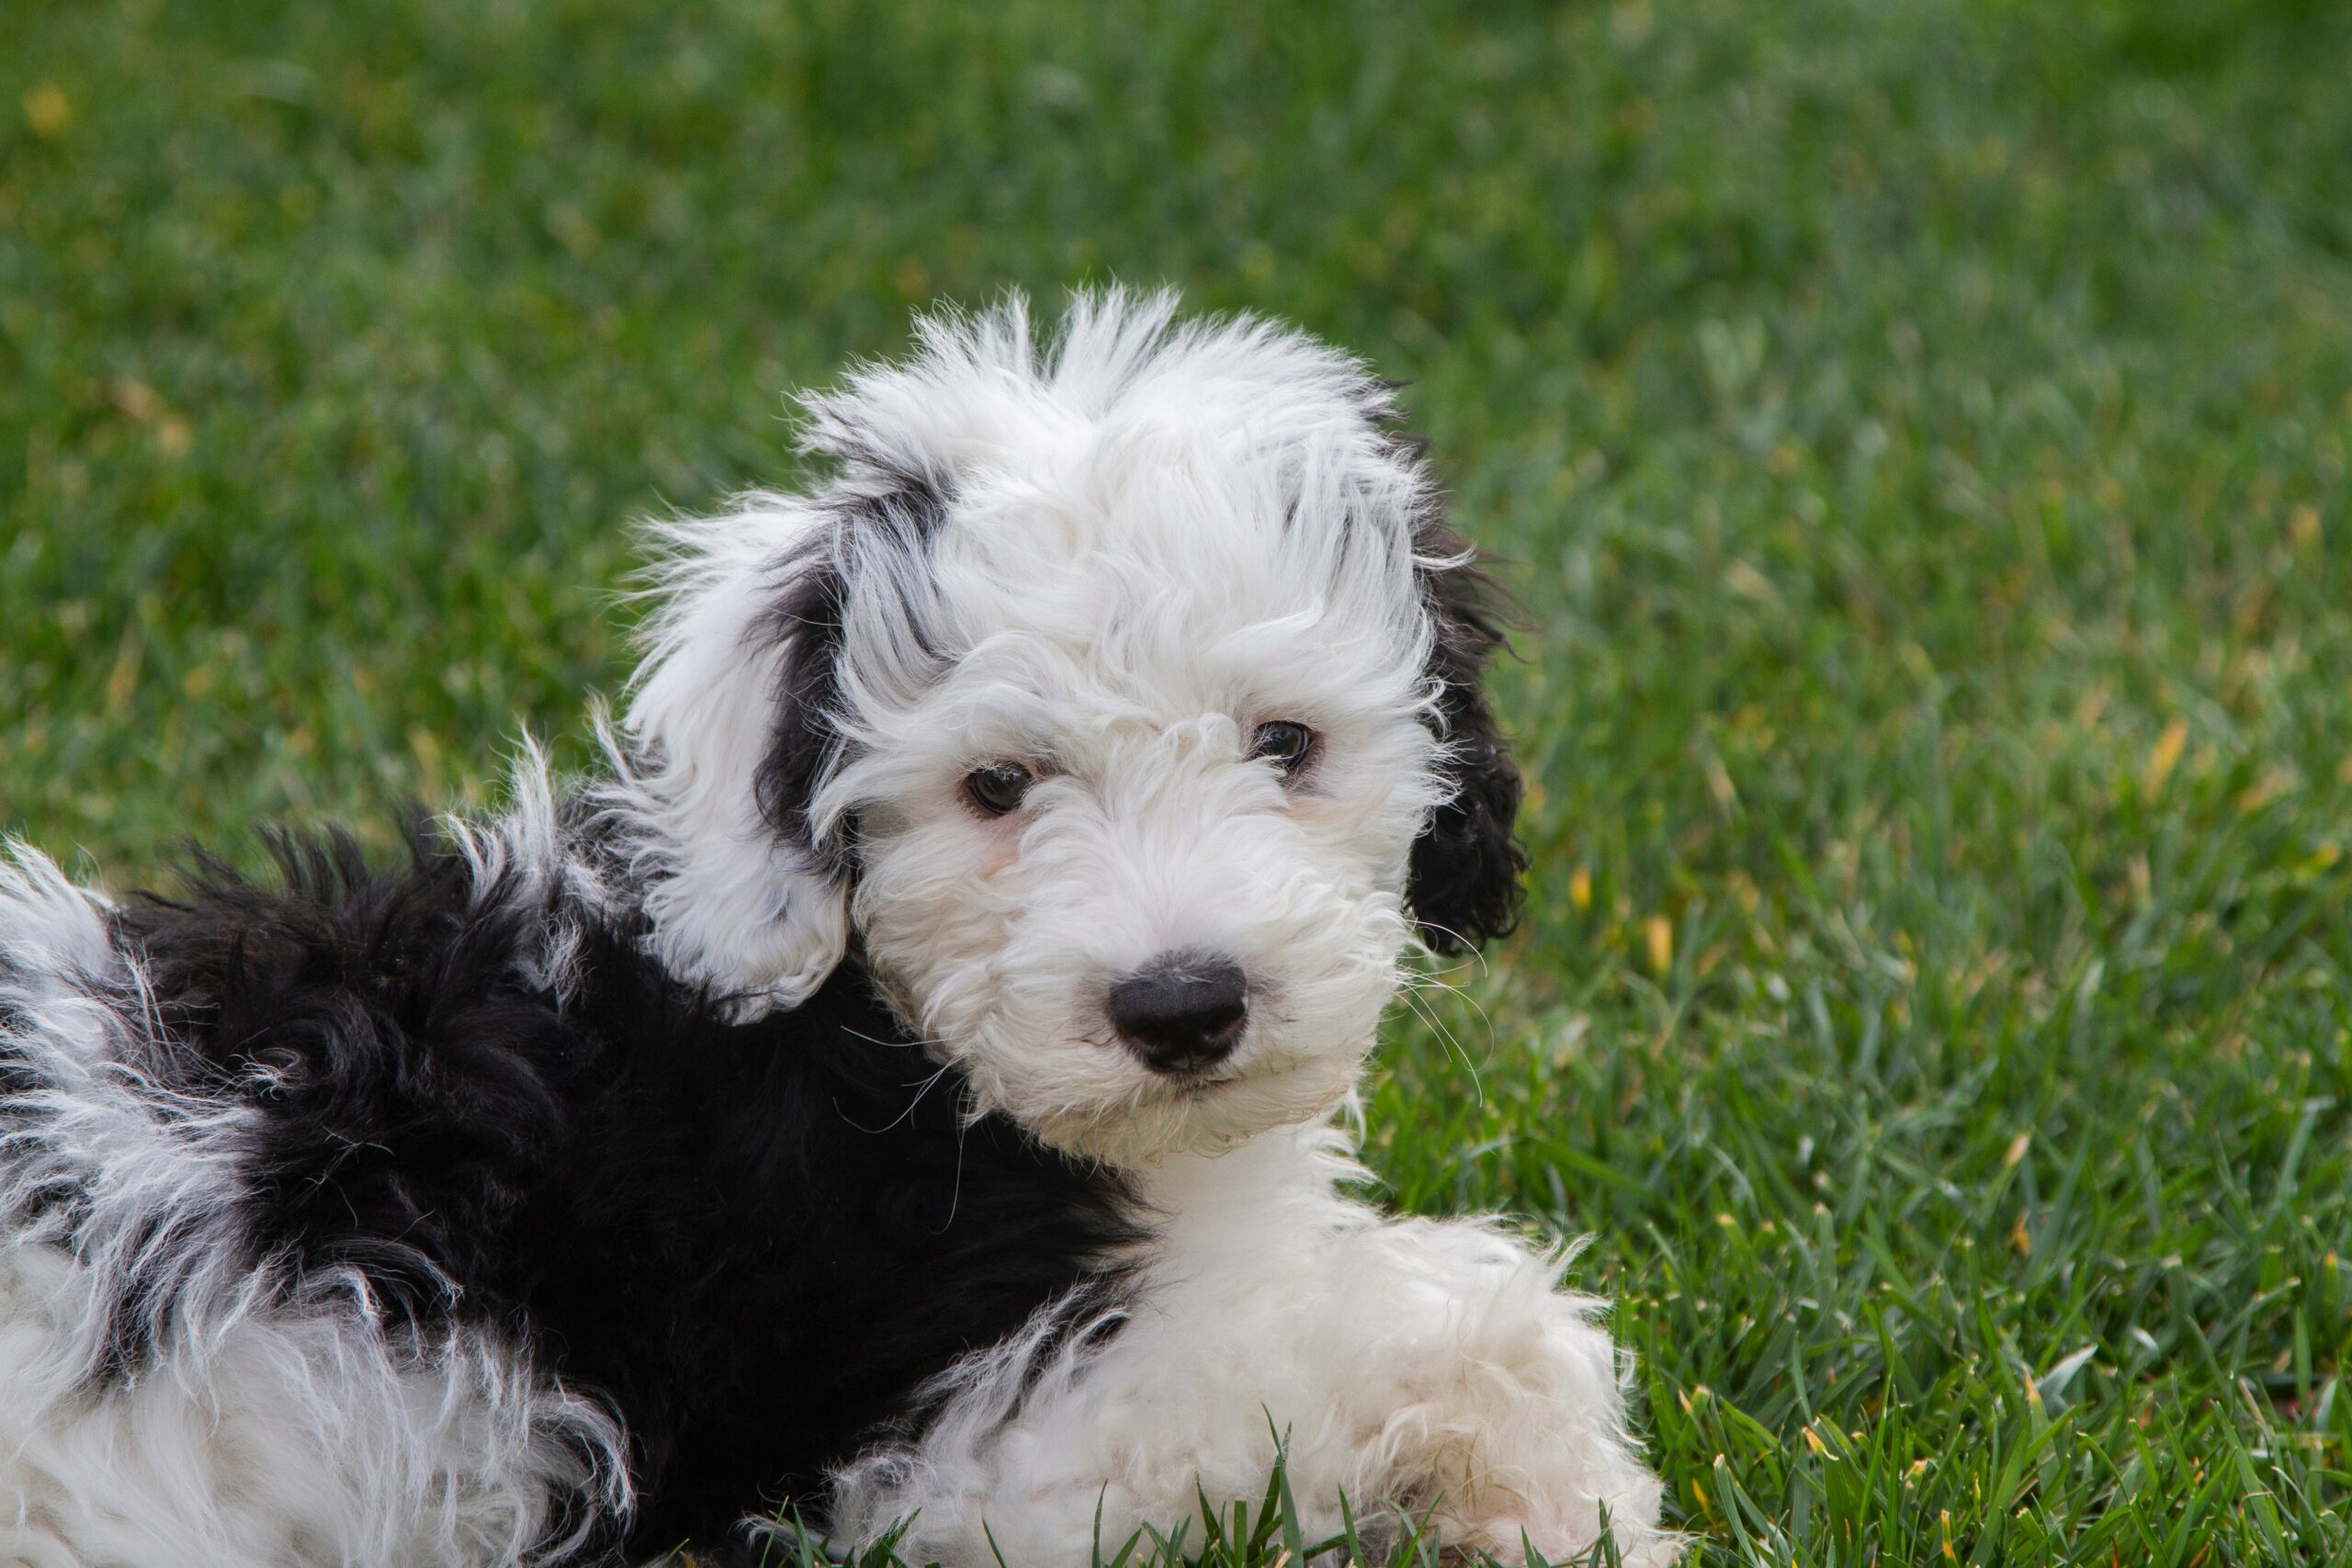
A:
0;291;1670;1565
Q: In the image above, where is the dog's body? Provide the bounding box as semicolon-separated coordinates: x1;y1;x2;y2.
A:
0;813;1131;1565
0;295;1670;1565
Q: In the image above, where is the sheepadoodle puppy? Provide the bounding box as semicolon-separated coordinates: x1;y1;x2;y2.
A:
0;293;1670;1566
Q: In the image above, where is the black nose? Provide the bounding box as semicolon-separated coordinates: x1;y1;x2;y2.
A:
1107;955;1249;1077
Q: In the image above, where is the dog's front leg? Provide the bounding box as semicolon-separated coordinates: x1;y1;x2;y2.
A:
1267;1207;1675;1564
829;1127;1672;1567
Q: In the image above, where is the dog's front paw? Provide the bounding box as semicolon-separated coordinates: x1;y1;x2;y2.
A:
1363;1229;1676;1565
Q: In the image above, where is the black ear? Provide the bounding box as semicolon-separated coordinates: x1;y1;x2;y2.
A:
750;547;854;874
1408;532;1527;953
750;466;954;881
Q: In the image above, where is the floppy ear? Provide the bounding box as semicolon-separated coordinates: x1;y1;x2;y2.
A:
610;457;952;1019
610;502;853;1018
1408;535;1528;953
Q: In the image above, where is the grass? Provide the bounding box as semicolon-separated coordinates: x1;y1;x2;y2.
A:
6;0;2352;1562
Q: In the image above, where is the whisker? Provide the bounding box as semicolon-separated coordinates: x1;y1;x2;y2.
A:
937;1079;983;1234
1399;987;1485;1109
1408;922;1490;978
840;1059;959;1135
841;1023;954;1051
1403;972;1498;1055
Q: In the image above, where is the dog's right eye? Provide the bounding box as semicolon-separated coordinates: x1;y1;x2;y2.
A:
964;762;1035;816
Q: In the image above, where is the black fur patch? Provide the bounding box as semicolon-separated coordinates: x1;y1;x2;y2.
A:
104;823;1137;1560
750;469;954;877
1408;521;1529;954
1363;392;1528;952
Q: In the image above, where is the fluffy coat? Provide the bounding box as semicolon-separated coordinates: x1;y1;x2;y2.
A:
0;292;1669;1565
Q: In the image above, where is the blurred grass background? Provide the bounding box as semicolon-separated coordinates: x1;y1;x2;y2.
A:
6;0;2352;1562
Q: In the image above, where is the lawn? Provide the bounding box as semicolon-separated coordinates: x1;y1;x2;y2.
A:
6;0;2352;1562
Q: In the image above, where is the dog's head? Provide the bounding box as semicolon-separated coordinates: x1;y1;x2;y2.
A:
614;292;1522;1167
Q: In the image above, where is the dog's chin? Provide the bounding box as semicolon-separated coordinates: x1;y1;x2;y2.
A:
1015;1053;1362;1169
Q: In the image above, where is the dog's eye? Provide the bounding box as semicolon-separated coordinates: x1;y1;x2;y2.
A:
964;761;1035;816
1248;721;1316;778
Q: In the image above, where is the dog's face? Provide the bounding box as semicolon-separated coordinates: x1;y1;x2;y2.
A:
826;453;1456;1165
616;294;1522;1167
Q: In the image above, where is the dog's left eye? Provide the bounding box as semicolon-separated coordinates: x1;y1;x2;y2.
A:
964;761;1035;816
1248;721;1316;778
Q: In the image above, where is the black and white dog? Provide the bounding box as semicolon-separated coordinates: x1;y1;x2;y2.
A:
0;294;1670;1566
